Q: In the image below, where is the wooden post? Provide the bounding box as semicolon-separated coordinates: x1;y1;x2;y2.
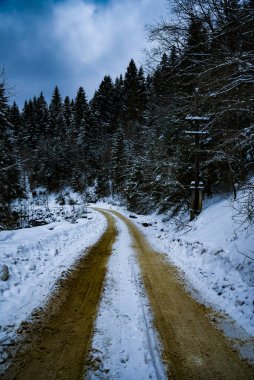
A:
185;116;209;221
194;120;200;216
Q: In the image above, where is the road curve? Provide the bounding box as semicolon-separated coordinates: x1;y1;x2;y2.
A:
104;209;254;380
2;210;116;380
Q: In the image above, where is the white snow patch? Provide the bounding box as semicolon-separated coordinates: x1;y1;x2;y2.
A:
0;210;106;346
86;214;166;380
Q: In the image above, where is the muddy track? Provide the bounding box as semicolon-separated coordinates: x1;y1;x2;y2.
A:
106;209;254;380
2;210;116;380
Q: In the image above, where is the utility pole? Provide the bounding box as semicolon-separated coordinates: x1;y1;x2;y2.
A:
185;115;209;220
184;87;209;220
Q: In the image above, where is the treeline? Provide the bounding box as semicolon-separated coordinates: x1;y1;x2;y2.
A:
1;0;254;227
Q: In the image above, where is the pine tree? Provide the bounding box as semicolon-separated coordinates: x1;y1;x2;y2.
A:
71;87;94;189
137;67;147;120
153;53;172;104
49;86;64;138
63;96;73;136
111;126;126;194
34;92;49;138
31;87;66;190
91;75;116;135
8;101;21;141
0;77;24;227
113;74;124;128
122;59;140;127
73;87;90;141
21;99;37;150
90;75;121;195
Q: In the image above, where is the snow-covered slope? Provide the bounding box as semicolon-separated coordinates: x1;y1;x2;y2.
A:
165;198;254;336
96;192;254;338
0;210;106;348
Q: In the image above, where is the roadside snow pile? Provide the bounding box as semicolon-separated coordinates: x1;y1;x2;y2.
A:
0;209;106;345
96;192;254;337
12;187;88;228
164;201;254;336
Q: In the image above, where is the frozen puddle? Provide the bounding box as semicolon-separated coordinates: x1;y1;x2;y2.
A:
85;214;166;380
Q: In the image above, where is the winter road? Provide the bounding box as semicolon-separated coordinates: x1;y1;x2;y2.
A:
2;209;254;380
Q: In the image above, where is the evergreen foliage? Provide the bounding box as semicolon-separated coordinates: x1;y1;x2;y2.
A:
1;0;253;227
0;75;24;227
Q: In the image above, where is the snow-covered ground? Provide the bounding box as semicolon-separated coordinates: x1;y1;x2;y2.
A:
0;209;106;348
0;187;253;368
86;214;166;380
95;191;254;361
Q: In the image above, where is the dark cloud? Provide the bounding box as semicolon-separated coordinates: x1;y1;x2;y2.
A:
0;3;69;104
0;0;61;12
0;0;108;12
0;0;165;107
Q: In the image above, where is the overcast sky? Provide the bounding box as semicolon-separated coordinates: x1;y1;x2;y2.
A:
0;0;166;106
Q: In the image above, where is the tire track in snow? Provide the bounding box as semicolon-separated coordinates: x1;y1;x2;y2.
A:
107;209;254;380
86;209;166;380
129;254;165;380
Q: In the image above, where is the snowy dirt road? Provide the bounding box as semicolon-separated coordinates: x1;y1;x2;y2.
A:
2;209;254;380
2;210;116;380
101;210;254;380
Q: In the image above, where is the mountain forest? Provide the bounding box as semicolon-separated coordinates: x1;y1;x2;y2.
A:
1;0;254;228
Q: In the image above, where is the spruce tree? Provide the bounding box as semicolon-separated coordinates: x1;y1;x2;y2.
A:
49;86;64;138
122;59;140;127
137;67;147;120
71;87;94;190
34;92;49;138
8;101;21;141
32;87;66;190
63;96;73;135
91;76;118;195
0;78;24;227
73;87;90;140
21;99;37;150
91;75;116;135
114;74;124;121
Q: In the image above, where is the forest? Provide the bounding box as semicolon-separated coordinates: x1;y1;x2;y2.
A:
0;0;254;228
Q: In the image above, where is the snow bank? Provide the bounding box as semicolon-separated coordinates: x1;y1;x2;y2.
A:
95;193;254;338
165;199;254;336
0;210;106;345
